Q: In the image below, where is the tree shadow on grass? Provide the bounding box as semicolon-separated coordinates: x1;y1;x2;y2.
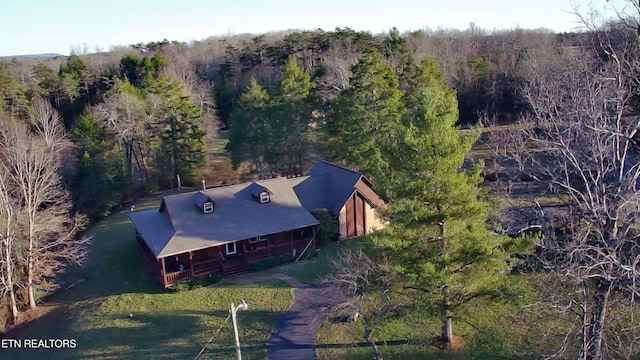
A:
55;239;163;302
1;309;279;360
217;278;293;289
316;334;540;360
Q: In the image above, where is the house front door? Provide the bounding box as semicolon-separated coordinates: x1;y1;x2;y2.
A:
225;241;237;255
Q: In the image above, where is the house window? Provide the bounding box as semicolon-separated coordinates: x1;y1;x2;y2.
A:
260;192;270;203
225;242;237;255
248;236;268;244
203;201;214;214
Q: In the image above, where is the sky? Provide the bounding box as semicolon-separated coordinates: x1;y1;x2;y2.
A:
0;0;624;57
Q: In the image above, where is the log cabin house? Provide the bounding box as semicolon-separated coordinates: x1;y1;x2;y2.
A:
129;160;385;288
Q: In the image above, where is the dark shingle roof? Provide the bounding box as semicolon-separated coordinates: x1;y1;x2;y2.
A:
248;182;272;198
193;191;213;208
129;210;175;256
293;174;330;211
130;176;320;258
129;160;376;258
308;160;364;214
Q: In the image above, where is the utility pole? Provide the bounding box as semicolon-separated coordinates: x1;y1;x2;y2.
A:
230;301;248;360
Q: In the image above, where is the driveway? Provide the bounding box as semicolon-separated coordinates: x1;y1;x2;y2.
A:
226;273;339;360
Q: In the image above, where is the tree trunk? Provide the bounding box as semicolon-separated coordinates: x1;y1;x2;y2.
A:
364;328;383;360
138;144;149;184
441;313;453;343
438;217;453;343
254;160;263;180
27;252;36;309
27;216;36;309
580;282;589;359
2;238;19;324
585;279;612;360
440;285;453;342
125;140;133;187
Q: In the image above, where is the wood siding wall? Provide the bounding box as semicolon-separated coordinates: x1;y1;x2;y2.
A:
345;191;367;238
355;192;365;236
154;226;316;288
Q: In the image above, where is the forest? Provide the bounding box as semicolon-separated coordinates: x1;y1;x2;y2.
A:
2;1;640;359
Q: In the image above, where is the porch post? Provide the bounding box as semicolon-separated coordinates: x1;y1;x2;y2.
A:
189;251;194;279
312;225;317;249
160;257;167;288
242;241;249;267
267;238;271;257
219;247;226;276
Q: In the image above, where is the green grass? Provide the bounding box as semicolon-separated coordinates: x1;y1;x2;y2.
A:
209;129;230;156
314;274;569;360
263;238;369;284
0;188;591;360
1;195;293;360
5;280;292;359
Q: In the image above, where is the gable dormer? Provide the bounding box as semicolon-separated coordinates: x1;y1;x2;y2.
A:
249;182;272;204
194;191;215;214
203;201;214;213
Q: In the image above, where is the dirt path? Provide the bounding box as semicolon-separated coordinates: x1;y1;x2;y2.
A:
226;273;339;360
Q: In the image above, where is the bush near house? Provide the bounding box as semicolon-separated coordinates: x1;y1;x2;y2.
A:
166;273;224;292
312;208;339;246
249;250;319;272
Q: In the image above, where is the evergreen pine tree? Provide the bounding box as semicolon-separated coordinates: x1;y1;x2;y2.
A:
152;77;206;187
377;58;529;344
325;48;403;180
269;55;320;174
226;78;271;177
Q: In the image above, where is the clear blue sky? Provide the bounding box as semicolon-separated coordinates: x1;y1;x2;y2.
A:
0;0;618;56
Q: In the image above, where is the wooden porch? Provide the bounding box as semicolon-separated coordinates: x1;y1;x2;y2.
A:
137;227;316;288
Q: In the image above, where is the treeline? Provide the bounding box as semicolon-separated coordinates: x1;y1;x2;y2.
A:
213;27;561;127
0;27;575;211
0;50;211;327
0;25;598;331
1;53;210;220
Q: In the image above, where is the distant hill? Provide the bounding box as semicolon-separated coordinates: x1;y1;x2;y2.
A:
0;53;65;61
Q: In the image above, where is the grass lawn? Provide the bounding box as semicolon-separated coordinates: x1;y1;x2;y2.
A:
314;275;563;360
262;238;367;285
210;129;229;157
0;193;293;360
1;188;604;359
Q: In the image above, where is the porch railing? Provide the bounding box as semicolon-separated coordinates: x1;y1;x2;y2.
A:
193;259;219;274
163;236;314;286
245;246;269;261
269;237;314;257
165;270;191;285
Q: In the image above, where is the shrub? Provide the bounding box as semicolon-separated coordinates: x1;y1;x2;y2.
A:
311;208;339;246
300;248;319;260
249;251;319;272
191;278;209;289
167;282;191;292
207;273;223;284
169;273;224;291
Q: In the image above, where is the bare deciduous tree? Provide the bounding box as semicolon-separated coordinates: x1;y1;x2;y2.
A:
492;17;640;358
323;249;397;360
94;83;156;187
0;100;89;309
0;169;19;324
